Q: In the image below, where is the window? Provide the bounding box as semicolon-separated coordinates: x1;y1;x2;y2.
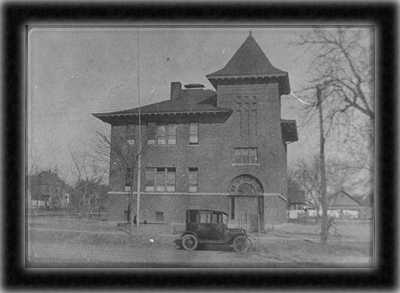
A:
156;125;166;145
211;213;218;224
233;147;258;164
145;168;155;191
152;124;177;145
231;197;235;219
147;123;156;145
248;148;257;163
189;123;199;144
167;124;177;145
188;167;198;192
199;212;212;223
126;125;135;145
155;168;165;191
155;211;164;222
125;168;133;191
145;167;176;192
166;168;176;191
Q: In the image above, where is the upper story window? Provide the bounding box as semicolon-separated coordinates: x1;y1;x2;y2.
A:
233;147;258;165
156;125;167;145
126;125;135;145
147;124;177;145
145;167;176;192
189;123;199;144
188;167;198;192
167;124;177;145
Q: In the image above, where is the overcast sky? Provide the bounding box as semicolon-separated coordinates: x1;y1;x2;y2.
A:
28;27;337;184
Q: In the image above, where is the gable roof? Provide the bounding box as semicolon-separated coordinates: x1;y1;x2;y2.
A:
207;33;290;94
329;191;363;208
93;88;233;124
288;189;306;205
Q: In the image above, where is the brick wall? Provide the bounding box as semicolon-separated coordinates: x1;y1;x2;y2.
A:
107;80;288;226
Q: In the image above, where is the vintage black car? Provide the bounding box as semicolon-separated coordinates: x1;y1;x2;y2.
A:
175;209;251;253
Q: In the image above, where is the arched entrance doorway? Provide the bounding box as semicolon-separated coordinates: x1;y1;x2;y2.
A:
228;175;264;232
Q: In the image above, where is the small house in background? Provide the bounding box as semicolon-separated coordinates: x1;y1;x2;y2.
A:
328;190;372;220
287;185;308;220
28;170;71;209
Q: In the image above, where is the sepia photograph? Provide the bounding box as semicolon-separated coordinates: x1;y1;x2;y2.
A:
26;25;375;268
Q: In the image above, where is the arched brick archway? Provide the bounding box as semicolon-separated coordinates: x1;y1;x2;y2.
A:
228;175;264;232
228;174;263;195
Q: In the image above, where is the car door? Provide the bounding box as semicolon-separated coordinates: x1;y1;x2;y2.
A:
214;213;229;241
197;212;218;240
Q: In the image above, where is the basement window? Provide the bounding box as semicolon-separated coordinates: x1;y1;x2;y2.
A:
155;211;164;222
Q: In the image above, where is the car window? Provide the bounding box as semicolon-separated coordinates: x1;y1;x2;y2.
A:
199;212;212;223
211;213;218;224
189;211;198;223
222;214;228;224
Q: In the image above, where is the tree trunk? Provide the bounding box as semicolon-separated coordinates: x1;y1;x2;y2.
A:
317;86;329;244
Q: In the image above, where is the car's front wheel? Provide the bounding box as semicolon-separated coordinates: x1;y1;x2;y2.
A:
182;234;198;251
232;235;251;253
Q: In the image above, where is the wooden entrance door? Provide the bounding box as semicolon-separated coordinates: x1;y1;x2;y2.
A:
228;175;264;232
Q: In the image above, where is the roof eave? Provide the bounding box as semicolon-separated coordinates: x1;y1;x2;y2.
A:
207;73;290;94
93;109;233;124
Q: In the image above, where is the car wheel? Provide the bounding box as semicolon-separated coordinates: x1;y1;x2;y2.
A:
232;235;250;253
182;234;198;251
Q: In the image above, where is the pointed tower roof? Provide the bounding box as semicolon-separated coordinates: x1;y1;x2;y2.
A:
207;33;290;94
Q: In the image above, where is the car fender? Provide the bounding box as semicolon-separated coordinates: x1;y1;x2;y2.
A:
228;232;247;243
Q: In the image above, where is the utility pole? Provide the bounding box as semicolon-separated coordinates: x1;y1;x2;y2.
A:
136;29;142;233
316;86;328;244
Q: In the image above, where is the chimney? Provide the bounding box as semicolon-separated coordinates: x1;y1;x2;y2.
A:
170;81;181;100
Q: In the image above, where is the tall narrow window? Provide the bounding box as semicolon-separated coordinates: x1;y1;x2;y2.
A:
248;148;257;163
166;168;176;192
167;124;177;145
145;167;155;191
231;197;235;219
188;167;198;192
156;126;166;145
125;168;133;191
147;123;156;145
126;125;135;145
155;168;165;191
189;123;199;144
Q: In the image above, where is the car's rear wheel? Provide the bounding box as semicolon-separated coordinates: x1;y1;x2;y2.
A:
232;235;250;253
182;234;198;251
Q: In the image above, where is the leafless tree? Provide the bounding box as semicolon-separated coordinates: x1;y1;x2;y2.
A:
291;28;374;242
296;28;373;120
295;27;374;185
94;129;138;231
70;149;107;217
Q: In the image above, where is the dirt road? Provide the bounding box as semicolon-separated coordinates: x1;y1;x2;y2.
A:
27;226;371;267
